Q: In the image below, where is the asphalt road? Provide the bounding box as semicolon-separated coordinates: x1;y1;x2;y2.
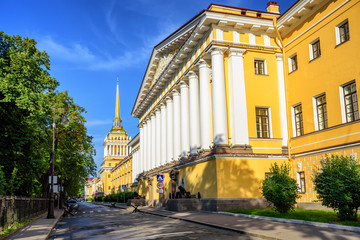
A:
49;202;263;239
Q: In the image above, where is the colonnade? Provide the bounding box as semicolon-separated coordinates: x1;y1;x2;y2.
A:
104;142;130;157
136;47;287;174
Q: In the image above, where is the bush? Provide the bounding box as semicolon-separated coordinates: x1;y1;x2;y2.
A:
93;191;134;203
314;155;360;221
262;162;300;213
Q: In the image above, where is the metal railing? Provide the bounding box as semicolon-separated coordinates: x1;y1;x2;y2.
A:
0;196;48;231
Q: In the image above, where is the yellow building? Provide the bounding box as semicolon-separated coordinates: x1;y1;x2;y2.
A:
278;0;360;208
84;177;99;200
86;77;131;197
130;0;360;210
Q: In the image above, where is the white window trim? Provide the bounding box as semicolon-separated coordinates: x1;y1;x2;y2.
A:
309;38;320;61
288;53;297;73
256;106;273;138
312;93;326;131
291;103;301;137
339;80;357;123
335;19;348;45
254;58;267;75
296;172;301;192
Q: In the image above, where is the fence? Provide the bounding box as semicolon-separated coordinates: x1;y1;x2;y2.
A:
0;196;48;231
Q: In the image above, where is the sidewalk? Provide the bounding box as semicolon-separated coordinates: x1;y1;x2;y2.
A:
5;209;63;240
99;202;360;240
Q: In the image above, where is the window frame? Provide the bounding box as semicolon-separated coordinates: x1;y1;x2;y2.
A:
340;81;359;123
312;93;328;131
309;38;321;61
255;107;272;138
335;19;350;46
297;171;306;193
291;103;304;137
254;59;267;75
288;53;298;73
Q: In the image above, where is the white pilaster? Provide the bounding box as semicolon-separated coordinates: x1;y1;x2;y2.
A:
160;103;167;166
180;81;190;157
187;71;200;153
147;118;152;171
276;53;288;147
166;97;174;163
209;46;229;145
172;89;181;160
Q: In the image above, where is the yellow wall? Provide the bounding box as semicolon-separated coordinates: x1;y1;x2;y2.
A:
217;158;287;198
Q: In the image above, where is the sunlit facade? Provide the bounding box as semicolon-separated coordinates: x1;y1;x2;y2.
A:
129;0;360;210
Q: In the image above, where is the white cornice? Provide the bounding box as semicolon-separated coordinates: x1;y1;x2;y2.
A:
277;0;331;37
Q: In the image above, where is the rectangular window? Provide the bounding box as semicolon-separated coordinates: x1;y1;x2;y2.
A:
311;40;321;60
343;82;359;122
316;94;328;130
294;104;304;136
298;172;306;193
256;107;270;138
289;54;298;73
336;19;350;45
254;59;265;75
108;174;111;178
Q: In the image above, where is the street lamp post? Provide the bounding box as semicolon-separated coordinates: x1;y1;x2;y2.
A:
47;111;56;219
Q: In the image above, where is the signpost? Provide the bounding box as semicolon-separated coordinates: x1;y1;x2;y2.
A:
122;185;127;203
156;176;164;206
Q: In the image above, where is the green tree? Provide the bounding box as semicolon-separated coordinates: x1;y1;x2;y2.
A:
261;162;300;213
314;155;360;221
0;32;96;197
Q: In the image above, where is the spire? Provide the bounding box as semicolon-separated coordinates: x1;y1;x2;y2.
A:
113;75;122;128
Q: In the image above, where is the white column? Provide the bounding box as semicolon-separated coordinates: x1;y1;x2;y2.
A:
187;71;201;154
172;89;181;160
276;53;289;147
146;118;152;171
228;48;249;146
198;59;212;150
209;46;229;145
180;80;190;157
155;108;161;167
151;113;156;169
139;125;144;173
166;97;173;163
160;103;167;166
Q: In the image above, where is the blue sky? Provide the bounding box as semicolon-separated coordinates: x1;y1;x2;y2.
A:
1;0;295;174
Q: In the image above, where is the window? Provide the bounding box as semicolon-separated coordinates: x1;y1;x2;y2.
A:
256;107;270;138
298;172;306;193
108;186;111;190
254;59;266;75
109;163;111;166
108;174;111;178
294;104;304;136
336;19;350;45
316;94;328;130
309;39;321;60
343;82;359;122
289;54;298;73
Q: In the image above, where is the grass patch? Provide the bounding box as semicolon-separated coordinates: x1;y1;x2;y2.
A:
224;208;360;227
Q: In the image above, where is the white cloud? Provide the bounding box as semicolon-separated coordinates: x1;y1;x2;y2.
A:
36;36;150;71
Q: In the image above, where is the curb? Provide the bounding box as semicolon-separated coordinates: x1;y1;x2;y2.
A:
216;212;360;234
45;210;64;240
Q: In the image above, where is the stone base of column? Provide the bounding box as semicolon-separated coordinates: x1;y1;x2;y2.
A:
230;144;253;154
211;144;231;154
282;146;288;155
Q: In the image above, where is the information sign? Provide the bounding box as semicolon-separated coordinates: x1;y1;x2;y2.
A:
157;175;164;182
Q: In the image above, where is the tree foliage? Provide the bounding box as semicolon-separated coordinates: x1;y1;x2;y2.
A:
261;162;300;213
314;155;360;221
0;31;96;197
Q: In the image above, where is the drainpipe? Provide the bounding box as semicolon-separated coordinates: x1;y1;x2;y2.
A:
273;17;292;162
